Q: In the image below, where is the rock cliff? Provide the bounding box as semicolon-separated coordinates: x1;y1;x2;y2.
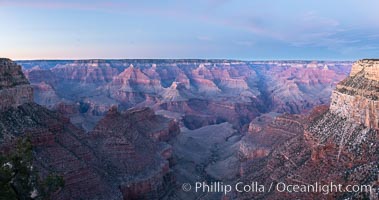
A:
0;58;33;111
349;59;379;79
330;59;379;129
237;60;379;199
0;59;180;200
85;106;179;199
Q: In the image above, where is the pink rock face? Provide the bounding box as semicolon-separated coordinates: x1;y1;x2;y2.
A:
51;60;119;83
256;62;349;113
20;60;351;131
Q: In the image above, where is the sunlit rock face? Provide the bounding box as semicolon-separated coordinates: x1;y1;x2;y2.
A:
349;59;379;80
330;59;379;129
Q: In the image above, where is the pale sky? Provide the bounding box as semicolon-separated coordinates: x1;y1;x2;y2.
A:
1;0;379;60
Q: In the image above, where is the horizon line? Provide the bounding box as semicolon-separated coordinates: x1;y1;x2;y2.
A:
10;58;358;62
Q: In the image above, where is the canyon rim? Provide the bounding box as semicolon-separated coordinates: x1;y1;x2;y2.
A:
1;0;379;199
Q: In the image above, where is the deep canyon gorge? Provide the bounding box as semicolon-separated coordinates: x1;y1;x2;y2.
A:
1;58;378;199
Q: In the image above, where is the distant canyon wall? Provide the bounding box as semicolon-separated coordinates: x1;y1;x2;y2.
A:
19;59;352;130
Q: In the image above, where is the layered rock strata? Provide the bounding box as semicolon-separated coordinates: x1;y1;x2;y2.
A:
237;60;379;200
330;59;379;129
0;58;33;111
20;60;351;131
0;59;180;199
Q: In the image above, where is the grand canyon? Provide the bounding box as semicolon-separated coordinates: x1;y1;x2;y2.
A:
2;0;379;199
1;58;378;199
19;59;350;131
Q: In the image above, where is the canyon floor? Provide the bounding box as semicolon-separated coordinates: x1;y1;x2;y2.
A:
169;123;241;199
